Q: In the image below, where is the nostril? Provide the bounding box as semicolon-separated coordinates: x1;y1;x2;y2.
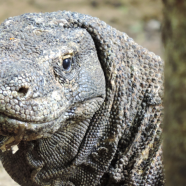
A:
17;87;29;97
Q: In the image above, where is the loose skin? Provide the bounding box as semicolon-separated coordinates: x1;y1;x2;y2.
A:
0;11;164;186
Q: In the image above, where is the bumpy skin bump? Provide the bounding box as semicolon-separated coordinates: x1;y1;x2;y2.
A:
0;11;164;186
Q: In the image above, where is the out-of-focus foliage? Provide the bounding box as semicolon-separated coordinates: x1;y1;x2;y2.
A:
163;0;186;185
0;0;163;56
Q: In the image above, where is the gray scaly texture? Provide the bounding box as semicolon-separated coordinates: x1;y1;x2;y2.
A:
0;11;164;186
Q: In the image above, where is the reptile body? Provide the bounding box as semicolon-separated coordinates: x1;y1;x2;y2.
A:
0;11;164;186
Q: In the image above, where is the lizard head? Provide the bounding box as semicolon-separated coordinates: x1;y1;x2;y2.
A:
0;11;164;186
0;14;106;153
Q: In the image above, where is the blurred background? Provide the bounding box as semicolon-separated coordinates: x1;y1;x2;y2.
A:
0;0;163;185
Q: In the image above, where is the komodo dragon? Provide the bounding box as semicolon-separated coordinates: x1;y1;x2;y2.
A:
0;11;164;186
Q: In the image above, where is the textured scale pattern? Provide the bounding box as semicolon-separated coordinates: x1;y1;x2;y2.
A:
0;11;164;186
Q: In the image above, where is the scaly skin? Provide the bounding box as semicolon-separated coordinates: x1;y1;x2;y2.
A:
0;11;164;186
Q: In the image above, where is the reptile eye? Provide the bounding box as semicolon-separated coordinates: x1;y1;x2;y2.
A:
62;58;72;70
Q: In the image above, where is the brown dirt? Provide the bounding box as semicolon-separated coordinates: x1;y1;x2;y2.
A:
0;0;163;185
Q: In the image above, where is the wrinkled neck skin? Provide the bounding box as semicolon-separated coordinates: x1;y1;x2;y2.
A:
1;102;104;186
0;11;164;186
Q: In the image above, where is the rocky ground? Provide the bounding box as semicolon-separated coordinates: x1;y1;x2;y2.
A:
0;0;163;185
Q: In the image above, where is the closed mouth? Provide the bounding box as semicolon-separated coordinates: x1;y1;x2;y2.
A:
0;112;66;153
0;97;103;153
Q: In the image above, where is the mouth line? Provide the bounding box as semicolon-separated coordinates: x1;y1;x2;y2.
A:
0;96;102;128
0;111;53;125
0;107;64;125
0;112;59;133
0;113;63;134
0;109;68;151
0;97;104;153
0;112;64;153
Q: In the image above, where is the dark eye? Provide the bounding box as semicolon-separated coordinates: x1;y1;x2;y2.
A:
62;58;72;70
